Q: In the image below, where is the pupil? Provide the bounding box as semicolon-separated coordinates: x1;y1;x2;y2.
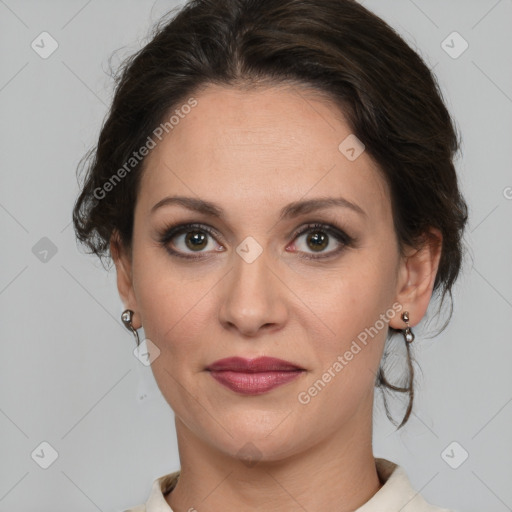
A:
308;231;327;251
186;230;207;250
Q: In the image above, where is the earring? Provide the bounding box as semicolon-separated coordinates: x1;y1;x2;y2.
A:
401;311;415;343
121;309;141;347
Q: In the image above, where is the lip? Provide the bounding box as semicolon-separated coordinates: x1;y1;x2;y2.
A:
206;357;305;395
207;356;304;372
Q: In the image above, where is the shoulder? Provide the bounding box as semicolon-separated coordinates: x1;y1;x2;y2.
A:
360;458;456;512
123;470;180;512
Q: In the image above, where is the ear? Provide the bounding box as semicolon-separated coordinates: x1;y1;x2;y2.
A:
389;227;443;329
110;230;142;330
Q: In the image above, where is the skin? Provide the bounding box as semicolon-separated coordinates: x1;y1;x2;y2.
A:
112;83;442;512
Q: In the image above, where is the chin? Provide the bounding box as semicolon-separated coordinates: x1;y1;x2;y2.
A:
206;426;304;465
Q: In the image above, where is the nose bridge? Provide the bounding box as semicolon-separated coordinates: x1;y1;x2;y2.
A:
234;238;271;293
220;238;287;334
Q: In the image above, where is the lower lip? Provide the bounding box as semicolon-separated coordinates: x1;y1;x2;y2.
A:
208;370;304;395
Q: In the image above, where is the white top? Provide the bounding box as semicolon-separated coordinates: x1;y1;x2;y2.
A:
124;458;454;512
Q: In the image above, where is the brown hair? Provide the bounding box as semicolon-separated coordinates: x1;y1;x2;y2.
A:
72;0;468;429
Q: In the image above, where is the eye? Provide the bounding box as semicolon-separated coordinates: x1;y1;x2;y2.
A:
157;221;356;260
289;223;355;260
158;223;223;259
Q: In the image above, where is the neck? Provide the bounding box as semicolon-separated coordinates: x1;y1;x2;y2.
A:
166;400;382;512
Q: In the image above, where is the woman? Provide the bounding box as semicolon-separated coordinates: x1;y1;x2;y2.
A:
72;0;468;510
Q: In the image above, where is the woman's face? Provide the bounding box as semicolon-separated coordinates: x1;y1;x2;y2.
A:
115;83;416;461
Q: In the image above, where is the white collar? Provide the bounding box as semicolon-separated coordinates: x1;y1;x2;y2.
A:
131;458;452;512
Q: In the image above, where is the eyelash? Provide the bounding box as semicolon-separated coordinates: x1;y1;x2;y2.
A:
157;222;356;261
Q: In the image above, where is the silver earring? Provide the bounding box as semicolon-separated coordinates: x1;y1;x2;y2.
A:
121;309;141;347
401;311;415;343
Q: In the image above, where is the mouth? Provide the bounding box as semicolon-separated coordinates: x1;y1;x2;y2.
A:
206;356;305;395
206;356;305;372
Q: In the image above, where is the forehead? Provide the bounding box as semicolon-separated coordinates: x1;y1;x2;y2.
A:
138;83;390;222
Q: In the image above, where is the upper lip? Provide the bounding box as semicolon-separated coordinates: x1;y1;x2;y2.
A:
206;356;304;372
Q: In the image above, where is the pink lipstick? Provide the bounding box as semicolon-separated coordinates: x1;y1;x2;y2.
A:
206;356;305;395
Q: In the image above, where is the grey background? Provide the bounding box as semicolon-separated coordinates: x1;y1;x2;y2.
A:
0;0;511;511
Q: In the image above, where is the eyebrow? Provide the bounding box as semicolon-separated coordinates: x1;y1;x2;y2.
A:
150;195;366;220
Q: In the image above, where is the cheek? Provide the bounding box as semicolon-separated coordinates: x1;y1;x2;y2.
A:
297;281;393;424
132;259;214;411
131;245;223;378
134;268;211;355
132;238;199;327
307;252;398;378
316;251;397;329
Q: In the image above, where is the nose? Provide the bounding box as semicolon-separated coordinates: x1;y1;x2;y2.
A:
218;246;289;337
